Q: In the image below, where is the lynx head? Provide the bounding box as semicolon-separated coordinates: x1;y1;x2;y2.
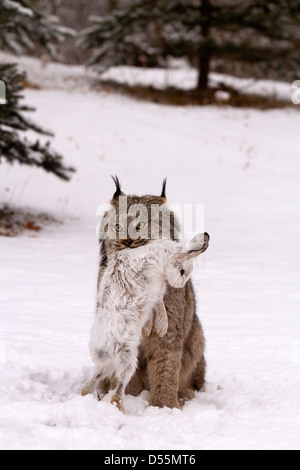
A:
99;176;181;264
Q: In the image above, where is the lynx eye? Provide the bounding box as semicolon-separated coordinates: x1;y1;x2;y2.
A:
180;269;185;276
135;221;146;232
115;223;123;233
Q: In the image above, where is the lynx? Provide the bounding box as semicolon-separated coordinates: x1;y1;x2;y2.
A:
82;234;209;412
96;176;207;408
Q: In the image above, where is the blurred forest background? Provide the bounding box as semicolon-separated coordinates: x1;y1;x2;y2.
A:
0;0;299;205
23;0;300;83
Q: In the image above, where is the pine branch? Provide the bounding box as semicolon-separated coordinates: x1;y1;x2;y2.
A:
0;131;74;181
0;0;74;56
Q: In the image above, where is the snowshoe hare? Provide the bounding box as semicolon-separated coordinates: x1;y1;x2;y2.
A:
82;233;210;412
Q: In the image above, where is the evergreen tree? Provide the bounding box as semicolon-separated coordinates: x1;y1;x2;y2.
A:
0;0;74;180
0;63;74;180
79;0;300;92
0;0;71;55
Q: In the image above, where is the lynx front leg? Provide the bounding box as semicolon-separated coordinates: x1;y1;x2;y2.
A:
153;301;168;338
145;334;182;409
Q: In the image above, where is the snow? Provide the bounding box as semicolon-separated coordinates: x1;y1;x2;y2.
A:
0;51;293;101
102;64;294;102
0;59;300;450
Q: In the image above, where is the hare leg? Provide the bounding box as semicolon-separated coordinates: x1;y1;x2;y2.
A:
111;345;138;412
81;372;102;396
153;301;168;338
142;314;153;337
111;382;125;412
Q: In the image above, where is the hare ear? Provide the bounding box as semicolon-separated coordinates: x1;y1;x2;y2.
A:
182;233;210;259
111;175;125;200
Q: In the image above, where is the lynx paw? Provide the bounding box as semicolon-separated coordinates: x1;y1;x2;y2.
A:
150;396;180;409
178;388;195;406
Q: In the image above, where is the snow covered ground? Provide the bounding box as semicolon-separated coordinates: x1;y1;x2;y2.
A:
0;59;300;450
0;51;293;101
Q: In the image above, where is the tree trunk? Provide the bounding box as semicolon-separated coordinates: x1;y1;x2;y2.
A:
198;54;210;91
197;0;211;92
107;0;118;12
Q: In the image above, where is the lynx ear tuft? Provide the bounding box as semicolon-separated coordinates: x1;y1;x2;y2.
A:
160;178;167;199
111;175;123;199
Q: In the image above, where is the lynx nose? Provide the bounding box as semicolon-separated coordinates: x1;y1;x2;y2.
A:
122;239;133;247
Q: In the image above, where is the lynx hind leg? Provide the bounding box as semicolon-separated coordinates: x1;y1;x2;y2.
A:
192;355;206;392
142;314;153;337
154;301;168;338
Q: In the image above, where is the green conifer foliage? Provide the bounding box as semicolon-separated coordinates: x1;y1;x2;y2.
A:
79;0;300;91
0;0;74;180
